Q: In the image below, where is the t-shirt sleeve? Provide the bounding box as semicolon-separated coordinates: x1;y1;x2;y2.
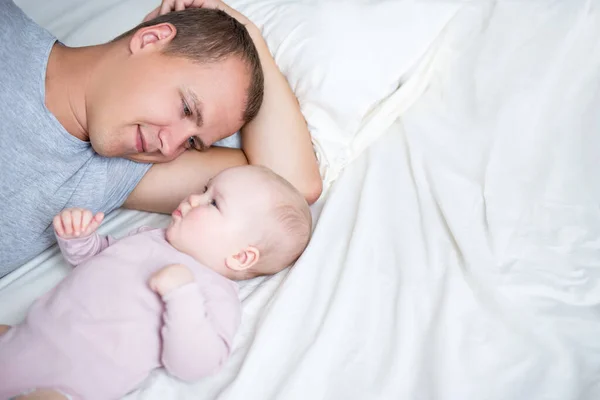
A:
102;157;152;213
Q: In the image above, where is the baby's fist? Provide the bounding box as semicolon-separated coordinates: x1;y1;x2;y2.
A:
149;264;195;297
54;208;104;239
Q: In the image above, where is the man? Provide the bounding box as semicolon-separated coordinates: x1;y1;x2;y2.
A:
0;0;321;277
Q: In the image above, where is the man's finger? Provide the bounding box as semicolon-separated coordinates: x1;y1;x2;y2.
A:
143;7;160;22
160;0;176;16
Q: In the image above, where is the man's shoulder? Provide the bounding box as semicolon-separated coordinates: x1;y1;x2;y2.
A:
0;0;56;74
0;1;27;26
0;1;56;105
0;1;55;47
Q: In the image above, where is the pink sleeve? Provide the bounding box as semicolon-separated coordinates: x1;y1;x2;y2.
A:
55;232;114;266
55;226;153;266
159;281;241;382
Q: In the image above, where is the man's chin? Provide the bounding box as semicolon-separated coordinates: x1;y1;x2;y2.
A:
125;152;178;163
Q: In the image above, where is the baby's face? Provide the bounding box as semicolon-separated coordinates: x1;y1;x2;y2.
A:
166;167;270;276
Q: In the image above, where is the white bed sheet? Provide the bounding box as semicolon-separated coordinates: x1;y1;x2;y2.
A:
2;1;600;399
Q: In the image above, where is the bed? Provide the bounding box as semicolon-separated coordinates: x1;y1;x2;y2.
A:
2;0;600;399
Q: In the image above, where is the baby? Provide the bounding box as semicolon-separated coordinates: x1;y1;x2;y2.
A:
0;165;312;400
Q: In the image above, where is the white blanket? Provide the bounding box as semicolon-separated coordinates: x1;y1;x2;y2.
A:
2;1;600;399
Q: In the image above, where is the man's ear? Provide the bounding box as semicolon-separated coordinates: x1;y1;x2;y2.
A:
225;246;260;272
128;23;177;54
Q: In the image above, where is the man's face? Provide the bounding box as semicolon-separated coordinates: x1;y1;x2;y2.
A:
87;43;250;163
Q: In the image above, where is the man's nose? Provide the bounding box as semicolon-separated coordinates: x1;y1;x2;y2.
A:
159;123;199;158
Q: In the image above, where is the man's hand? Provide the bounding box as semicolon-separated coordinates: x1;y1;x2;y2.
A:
53;208;104;239
144;0;251;26
149;263;195;297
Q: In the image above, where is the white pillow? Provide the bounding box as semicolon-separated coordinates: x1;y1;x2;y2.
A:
15;0;461;185
228;0;460;182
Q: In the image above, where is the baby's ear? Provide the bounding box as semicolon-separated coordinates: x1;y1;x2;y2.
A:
225;246;260;272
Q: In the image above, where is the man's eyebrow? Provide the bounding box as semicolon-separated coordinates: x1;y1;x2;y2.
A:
186;89;204;128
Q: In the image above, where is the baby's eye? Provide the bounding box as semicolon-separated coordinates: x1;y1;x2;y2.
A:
210;199;218;208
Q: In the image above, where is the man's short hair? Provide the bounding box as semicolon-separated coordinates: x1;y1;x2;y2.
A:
117;9;263;123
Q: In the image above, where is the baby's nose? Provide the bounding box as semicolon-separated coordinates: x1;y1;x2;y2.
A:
189;193;212;208
188;194;203;207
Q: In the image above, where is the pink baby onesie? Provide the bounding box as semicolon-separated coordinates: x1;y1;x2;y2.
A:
0;227;241;399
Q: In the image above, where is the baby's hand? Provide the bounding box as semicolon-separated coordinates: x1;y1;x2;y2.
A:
53;208;104;239
149;264;195;297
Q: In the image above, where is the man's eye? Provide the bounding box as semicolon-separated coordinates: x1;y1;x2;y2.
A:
187;136;203;151
186;136;205;152
187;136;196;149
203;185;208;193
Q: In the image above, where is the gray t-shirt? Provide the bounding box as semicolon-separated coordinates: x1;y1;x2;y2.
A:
0;0;152;277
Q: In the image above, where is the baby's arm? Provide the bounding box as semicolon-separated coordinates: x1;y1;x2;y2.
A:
149;264;241;382
53;208;155;266
54;208;112;266
55;231;114;266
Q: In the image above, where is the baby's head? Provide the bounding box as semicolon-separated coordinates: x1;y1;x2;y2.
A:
166;165;312;280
